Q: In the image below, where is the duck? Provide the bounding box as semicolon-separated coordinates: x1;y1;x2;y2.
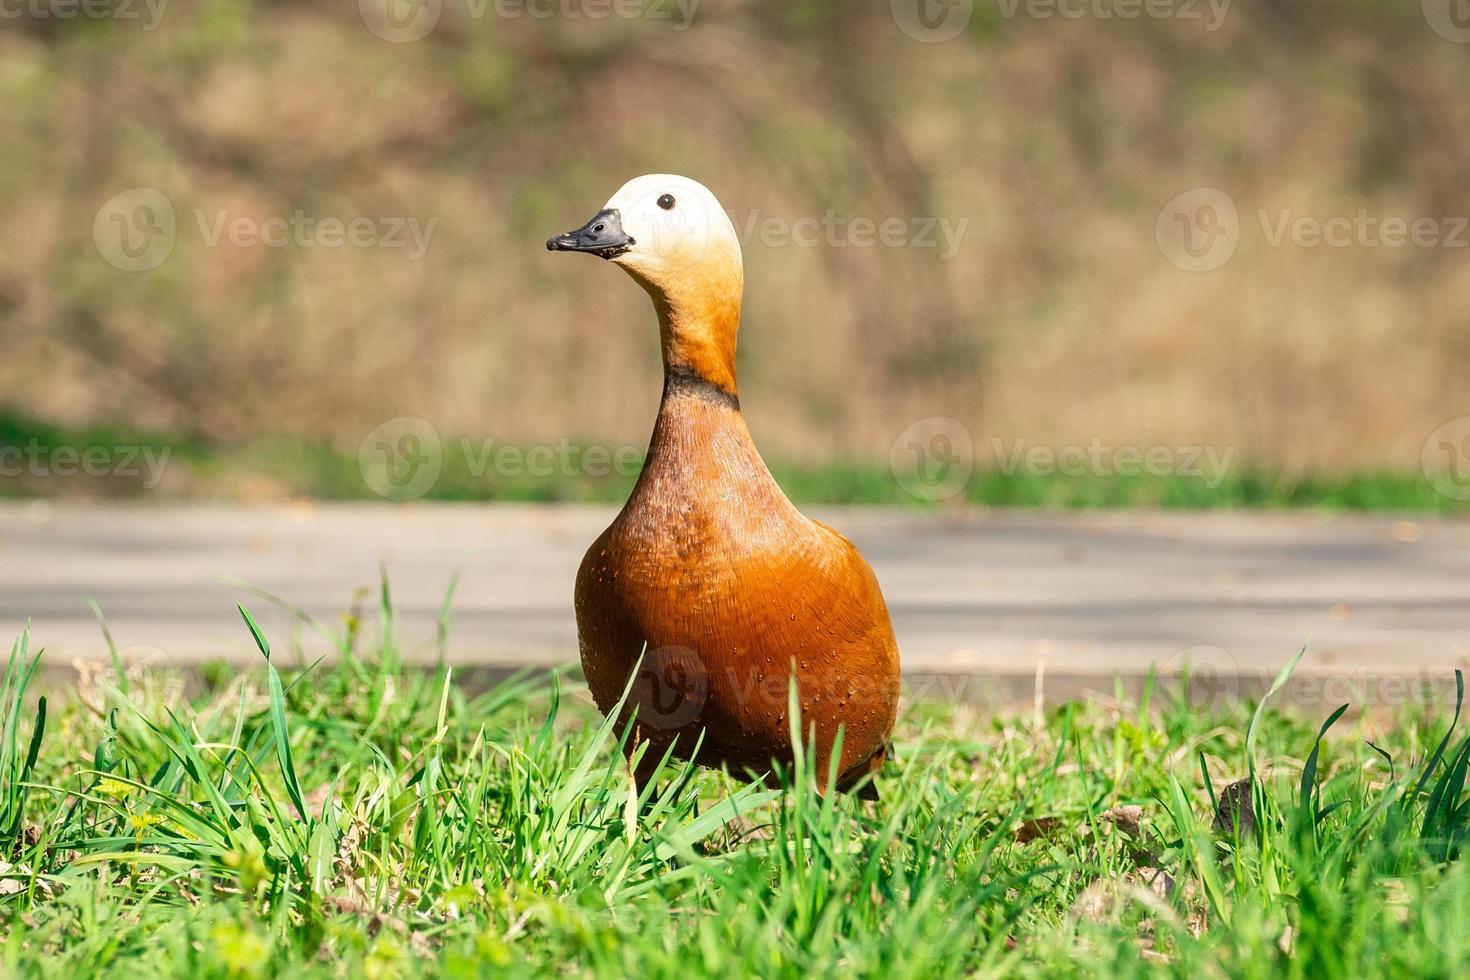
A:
547;174;900;794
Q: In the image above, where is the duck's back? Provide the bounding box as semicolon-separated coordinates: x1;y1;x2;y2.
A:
574;383;900;787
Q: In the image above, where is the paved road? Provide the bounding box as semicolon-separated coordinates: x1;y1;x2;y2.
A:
1;503;1466;699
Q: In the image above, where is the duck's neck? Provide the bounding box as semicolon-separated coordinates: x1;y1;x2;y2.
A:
631;322;790;515
649;296;742;461
650;269;741;399
635;264;751;471
642;296;752;482
638;376;770;506
648;334;745;469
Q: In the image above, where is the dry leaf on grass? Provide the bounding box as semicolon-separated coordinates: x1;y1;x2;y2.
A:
0;861;56;899
1213;779;1255;838
1014;816;1064;843
1101;805;1143;838
1017;805;1146;844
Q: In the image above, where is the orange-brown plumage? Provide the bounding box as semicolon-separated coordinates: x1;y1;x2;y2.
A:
550;174;900;791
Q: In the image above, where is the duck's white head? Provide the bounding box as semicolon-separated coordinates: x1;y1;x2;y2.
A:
548;174;745;395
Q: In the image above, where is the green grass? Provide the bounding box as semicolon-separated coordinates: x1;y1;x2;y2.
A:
4;593;1470;976
1;411;1463;512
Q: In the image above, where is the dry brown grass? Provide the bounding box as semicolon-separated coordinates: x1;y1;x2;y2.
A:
1;1;1465;473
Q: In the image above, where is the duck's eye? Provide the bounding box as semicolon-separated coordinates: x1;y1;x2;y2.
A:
657;194;676;210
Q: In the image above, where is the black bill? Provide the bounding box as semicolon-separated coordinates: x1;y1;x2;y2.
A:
546;208;635;259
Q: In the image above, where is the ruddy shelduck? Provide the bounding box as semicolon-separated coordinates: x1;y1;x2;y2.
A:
547;174;900;793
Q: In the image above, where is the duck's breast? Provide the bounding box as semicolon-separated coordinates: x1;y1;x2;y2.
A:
574;398;899;777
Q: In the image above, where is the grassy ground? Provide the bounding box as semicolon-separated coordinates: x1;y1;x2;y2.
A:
4;595;1470;977
1;413;1462;512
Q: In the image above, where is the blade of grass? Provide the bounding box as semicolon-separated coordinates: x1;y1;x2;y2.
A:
238;605;308;823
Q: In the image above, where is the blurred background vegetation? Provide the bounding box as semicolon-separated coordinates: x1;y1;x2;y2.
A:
1;0;1467;507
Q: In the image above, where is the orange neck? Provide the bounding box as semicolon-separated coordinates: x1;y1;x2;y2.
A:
647;256;742;397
